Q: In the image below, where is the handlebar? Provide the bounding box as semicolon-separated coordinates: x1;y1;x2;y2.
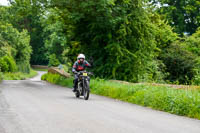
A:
74;71;93;76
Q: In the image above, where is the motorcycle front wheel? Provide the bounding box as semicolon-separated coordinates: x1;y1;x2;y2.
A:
75;91;80;98
83;81;90;100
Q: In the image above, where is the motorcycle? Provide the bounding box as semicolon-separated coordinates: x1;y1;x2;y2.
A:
74;71;92;100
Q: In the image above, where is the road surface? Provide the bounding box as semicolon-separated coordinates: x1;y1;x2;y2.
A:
0;71;200;133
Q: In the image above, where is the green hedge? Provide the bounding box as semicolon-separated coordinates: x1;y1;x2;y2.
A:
42;73;200;120
0;56;17;72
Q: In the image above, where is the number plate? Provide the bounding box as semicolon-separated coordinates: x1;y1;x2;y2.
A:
83;73;87;76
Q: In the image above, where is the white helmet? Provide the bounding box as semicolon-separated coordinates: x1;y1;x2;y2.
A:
77;54;85;59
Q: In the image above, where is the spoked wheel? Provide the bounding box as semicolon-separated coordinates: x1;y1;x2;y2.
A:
84;89;89;100
84;81;90;100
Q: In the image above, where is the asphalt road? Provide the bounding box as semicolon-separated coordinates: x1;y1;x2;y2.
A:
0;71;200;133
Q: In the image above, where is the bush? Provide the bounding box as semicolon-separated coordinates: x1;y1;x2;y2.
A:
0;23;32;71
0;56;17;72
17;61;30;73
185;28;200;56
0;55;30;73
160;43;199;84
0;57;9;72
192;74;200;85
48;54;60;67
3;56;17;72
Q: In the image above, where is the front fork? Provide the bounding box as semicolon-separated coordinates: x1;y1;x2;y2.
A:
78;79;90;93
84;78;90;92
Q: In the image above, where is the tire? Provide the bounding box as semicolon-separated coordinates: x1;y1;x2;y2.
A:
84;81;90;100
84;90;89;100
75;91;80;98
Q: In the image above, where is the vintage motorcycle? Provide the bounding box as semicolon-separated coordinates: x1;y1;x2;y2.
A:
74;71;92;100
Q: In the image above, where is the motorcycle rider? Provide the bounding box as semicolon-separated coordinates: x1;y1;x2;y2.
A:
72;54;91;92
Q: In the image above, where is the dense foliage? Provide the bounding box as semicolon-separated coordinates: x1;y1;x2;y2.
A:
160;43;200;84
65;0;158;82
0;56;17;72
4;1;47;64
0;5;32;74
185;28;200;56
150;0;200;35
0;22;32;73
1;0;200;84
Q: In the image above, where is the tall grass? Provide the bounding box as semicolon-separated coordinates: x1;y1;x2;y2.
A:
0;72;2;82
3;69;37;80
42;73;200;120
17;61;30;73
41;73;73;88
32;68;48;72
91;79;200;119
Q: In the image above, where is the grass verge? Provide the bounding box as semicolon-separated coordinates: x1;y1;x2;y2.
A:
0;72;2;82
32;68;48;72
3;69;38;80
42;73;200;120
41;73;73;88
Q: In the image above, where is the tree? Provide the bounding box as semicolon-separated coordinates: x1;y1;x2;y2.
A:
150;0;200;35
6;0;47;64
41;8;71;65
184;27;200;56
0;22;32;73
48;0;162;82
